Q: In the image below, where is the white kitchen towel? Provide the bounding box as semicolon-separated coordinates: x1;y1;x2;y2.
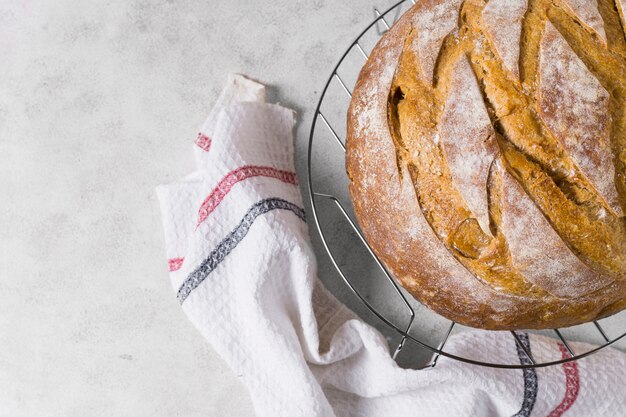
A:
157;74;626;417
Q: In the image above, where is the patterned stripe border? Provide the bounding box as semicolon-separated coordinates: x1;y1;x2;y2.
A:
196;165;298;227
168;257;185;272
195;133;212;152
547;343;580;417
512;333;538;417
178;197;305;304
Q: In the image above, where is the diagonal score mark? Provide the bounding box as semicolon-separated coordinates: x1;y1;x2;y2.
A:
386;0;626;309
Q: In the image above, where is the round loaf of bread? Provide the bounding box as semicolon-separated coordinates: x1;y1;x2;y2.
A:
346;0;626;329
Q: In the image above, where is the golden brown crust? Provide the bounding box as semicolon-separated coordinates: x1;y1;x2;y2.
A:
346;0;626;330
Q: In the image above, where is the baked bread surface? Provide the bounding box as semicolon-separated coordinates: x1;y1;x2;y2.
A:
346;0;626;329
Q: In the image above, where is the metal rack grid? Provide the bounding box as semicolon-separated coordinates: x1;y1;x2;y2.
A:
306;0;626;369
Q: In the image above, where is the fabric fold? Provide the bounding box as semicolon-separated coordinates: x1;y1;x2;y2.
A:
157;74;626;417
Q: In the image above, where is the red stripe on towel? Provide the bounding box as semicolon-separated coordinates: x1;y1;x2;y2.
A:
195;133;212;152
547;343;580;417
168;257;185;272
196;165;298;227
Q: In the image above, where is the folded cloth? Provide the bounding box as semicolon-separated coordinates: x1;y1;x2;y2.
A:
157;74;626;417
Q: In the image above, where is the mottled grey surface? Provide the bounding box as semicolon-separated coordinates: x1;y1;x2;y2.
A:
3;0;626;415
0;0;406;415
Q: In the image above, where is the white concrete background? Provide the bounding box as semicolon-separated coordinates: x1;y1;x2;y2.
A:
6;0;626;415
0;0;407;415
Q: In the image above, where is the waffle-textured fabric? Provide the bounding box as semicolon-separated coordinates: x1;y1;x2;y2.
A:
156;74;626;417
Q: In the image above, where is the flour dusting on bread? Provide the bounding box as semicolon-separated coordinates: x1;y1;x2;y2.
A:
346;0;626;329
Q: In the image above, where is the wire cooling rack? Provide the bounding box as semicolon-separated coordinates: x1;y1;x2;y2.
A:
306;0;626;369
